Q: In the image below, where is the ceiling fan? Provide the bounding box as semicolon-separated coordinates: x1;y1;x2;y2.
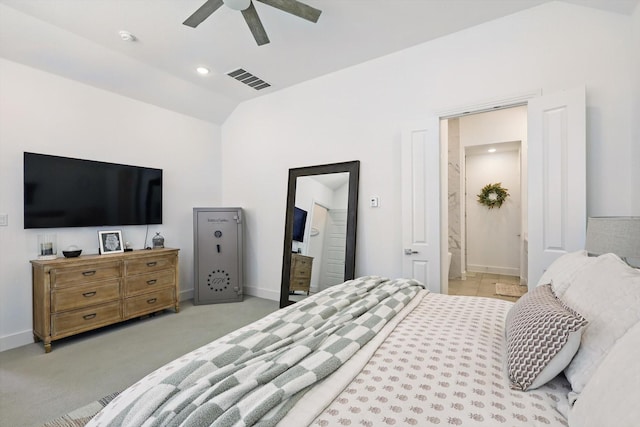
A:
183;0;322;46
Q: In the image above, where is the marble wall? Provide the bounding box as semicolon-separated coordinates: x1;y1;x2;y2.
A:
447;118;462;279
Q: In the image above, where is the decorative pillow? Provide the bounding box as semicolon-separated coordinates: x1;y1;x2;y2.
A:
537;250;595;298
560;253;640;399
505;284;588;391
569;321;640;427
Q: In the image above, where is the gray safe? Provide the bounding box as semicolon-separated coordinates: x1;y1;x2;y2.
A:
193;207;243;304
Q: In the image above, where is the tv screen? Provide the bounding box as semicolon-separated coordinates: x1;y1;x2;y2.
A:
24;152;163;229
292;207;307;242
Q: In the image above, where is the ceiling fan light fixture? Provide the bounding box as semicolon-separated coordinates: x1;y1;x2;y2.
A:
223;0;251;11
118;30;136;42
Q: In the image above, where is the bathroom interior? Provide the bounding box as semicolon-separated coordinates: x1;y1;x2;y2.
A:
445;106;528;302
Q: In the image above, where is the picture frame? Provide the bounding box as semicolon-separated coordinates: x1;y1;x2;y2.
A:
98;230;124;254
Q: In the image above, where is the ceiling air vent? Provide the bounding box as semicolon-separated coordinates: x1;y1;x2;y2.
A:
227;68;271;90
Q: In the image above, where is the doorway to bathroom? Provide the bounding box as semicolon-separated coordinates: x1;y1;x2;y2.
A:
444;106;528;301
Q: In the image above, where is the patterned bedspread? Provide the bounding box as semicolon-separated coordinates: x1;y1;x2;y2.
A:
90;279;571;427
308;293;572;426
88;277;424;427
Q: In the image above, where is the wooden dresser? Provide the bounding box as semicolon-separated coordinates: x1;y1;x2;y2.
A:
289;253;313;294
31;248;179;352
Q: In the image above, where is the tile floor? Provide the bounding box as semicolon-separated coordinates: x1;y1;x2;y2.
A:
289;273;526;304
448;272;524;303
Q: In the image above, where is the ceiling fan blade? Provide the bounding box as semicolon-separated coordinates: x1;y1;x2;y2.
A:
256;0;321;23
241;2;270;45
183;0;224;28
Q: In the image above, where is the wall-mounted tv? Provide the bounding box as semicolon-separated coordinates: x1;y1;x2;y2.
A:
292;207;307;242
24;152;163;229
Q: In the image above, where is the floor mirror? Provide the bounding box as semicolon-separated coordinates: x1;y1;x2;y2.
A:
279;161;360;308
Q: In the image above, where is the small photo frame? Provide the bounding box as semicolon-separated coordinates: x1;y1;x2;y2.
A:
98;230;124;254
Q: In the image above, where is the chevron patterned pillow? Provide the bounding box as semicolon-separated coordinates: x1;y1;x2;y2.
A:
505;284;588;391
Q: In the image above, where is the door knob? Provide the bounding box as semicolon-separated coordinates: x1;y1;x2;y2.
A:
404;249;419;255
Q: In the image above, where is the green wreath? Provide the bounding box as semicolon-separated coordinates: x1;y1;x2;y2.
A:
477;182;509;209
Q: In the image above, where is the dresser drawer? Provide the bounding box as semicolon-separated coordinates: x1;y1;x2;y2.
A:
124;270;175;297
292;268;311;280
124;288;175;318
292;255;312;268
51;279;120;312
125;255;175;275
51;301;121;338
51;261;121;288
290;278;310;291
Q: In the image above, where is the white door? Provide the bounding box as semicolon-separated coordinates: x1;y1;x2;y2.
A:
402;88;585;294
527;87;586;287
401;118;441;291
321;209;348;289
308;202;327;291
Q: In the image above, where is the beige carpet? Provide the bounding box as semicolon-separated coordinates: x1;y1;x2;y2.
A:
495;282;528;297
0;297;280;427
42;392;119;427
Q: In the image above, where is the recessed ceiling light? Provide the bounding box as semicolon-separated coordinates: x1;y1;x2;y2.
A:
488;148;497;153
196;67;210;75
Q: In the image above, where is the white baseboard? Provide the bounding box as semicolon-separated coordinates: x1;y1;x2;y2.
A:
179;288;193;301
0;329;34;353
182;286;279;302
243;285;280;301
467;264;520;277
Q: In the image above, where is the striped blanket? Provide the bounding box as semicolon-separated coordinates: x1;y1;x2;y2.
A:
96;276;424;427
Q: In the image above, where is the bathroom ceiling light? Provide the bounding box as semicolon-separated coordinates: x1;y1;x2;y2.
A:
488;148;497;153
196;66;210;75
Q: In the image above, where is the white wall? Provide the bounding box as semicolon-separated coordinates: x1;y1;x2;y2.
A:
465;149;521;275
0;59;222;351
633;4;640;214
221;2;638;299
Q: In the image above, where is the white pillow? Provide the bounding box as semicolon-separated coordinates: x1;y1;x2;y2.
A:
537;250;595;298
569;321;640;427
505;284;588;391
561;253;640;399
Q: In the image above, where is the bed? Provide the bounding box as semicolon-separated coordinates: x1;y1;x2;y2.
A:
87;251;640;427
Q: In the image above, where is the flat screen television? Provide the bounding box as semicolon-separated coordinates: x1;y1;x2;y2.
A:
24;152;163;229
292;207;307;242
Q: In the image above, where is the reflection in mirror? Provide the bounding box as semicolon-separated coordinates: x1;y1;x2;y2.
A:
280;161;359;308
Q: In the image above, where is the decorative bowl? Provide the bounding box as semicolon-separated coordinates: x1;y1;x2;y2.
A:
62;249;82;258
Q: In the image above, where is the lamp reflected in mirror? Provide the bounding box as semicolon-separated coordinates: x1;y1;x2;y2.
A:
280;161;359;308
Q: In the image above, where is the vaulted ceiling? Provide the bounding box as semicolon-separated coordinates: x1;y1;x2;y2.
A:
1;0;637;124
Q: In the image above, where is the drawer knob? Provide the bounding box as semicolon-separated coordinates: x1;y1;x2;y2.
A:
82;291;97;298
83;313;97;320
82;270;96;276
147;279;157;285
146;262;157;267
147;298;157;304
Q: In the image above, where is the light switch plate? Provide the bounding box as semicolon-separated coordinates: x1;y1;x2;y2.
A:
0;213;7;226
370;197;380;208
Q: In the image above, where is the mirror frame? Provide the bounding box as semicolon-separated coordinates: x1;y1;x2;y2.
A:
279;160;360;308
